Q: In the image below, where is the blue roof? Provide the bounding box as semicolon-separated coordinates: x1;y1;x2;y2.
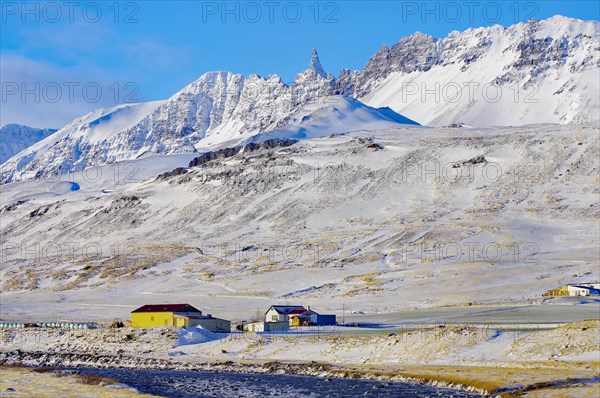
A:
571;286;600;295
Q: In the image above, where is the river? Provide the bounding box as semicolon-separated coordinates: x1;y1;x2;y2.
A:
72;367;482;397
73;368;480;398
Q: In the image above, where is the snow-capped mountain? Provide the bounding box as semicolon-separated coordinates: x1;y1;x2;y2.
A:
353;16;599;126
119;49;339;153
0;124;56;165
0;50;411;182
1;15;598;183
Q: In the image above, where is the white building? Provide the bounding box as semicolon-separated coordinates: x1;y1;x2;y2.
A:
265;305;307;323
567;284;600;296
265;305;330;325
243;321;289;332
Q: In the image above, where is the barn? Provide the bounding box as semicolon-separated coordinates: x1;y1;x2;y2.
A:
131;304;230;332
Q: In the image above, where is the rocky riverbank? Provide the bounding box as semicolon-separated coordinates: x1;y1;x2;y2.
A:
0;350;486;396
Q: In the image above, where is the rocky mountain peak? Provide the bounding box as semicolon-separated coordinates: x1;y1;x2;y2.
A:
309;48;327;78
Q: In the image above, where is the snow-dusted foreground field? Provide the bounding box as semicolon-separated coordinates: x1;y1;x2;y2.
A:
1;320;598;396
0;366;155;398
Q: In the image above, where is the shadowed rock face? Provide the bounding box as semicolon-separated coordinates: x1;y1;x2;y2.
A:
187;139;298;168
155;167;189;181
351;33;441;98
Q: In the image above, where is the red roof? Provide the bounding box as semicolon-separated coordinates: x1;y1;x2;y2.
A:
289;309;307;315
131;304;202;313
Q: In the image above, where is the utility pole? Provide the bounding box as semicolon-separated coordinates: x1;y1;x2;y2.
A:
342;303;345;325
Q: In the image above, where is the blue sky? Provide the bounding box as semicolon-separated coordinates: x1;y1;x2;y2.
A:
1;0;599;128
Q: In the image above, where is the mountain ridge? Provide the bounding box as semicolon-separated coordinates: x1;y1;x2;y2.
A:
1;15;598;183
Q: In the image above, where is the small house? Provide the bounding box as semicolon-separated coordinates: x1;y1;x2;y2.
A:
173;315;231;332
544;285;569;296
265;305;307;323
265;305;336;326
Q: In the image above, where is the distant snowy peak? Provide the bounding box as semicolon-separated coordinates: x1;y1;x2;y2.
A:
0;58;319;182
0;124;56;164
354;16;599;96
532;15;599;40
294;48;336;104
0;102;164;182
121;71;291;151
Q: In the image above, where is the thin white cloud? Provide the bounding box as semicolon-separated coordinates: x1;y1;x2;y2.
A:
0;53;131;128
1;20;191;128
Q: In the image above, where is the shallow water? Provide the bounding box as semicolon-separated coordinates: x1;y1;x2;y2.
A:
73;367;482;397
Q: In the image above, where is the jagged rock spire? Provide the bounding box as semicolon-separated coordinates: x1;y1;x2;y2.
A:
309;48;327;78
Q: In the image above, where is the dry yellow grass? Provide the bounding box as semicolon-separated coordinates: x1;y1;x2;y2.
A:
0;366;158;397
1;245;200;292
508;319;600;360
519;384;600;397
335;363;600;397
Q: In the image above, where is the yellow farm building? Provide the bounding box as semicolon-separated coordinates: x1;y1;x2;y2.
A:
131;304;230;332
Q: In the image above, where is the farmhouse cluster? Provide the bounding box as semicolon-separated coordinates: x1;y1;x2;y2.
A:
129;303;336;333
543;283;600;297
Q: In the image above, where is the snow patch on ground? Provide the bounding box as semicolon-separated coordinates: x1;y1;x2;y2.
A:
177;326;221;346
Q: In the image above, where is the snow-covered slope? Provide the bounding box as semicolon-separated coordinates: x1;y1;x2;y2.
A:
0;123;597;318
198;96;419;149
0;125;56;164
354;16;599;126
